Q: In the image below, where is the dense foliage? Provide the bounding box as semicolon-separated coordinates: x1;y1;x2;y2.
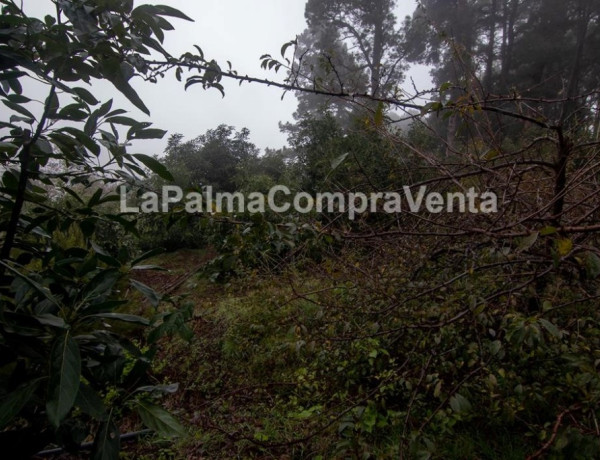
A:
1;0;599;458
0;0;214;457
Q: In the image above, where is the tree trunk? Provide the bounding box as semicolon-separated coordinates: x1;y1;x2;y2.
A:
484;0;498;92
500;0;519;90
560;0;590;125
0;86;56;267
370;0;385;97
445;113;459;157
553;0;591;224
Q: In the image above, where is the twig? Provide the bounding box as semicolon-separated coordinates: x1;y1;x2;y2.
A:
526;404;582;460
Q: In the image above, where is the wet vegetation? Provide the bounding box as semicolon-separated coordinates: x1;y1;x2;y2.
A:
1;0;600;458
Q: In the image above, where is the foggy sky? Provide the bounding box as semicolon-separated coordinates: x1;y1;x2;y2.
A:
23;0;432;156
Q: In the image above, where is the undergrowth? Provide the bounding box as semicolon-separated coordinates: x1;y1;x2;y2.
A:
121;239;600;459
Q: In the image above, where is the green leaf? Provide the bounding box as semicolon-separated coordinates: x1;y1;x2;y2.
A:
92;411;120;460
105;109;127;117
330;152;350;171
481;149;499;160
87;187;103;207
449;393;472;413
489;340;502;355
136;383;179;395
82;269;121;302
135;400;186;438
517;232;539;252
0;379;43;428
2;99;36;121
56;103;88;121
130;279;161;308
47;333;81;428
34;313;67;329
540;226;558;236
98;194;121;205
131;248;165;266
421;101;444;115
106;115;139;126
131;265;168;271
75;382;107;421
100;59;150;115
130;128;167;140
281;41;294;58
0;141;19;153
254;431;269;441
584;252;600;279
539;318;562;339
439;81;452;92
62;186;85;205
433;380;443;398
148;306;194;343
85;313;150;326
35;138;53;154
84;112;99;137
374;101;385;127
94;253;122;269
96;99;114;118
7;94;31;104
146;4;194;21
81;300;128;316
556;238;573;257
0;70;27;81
90;241;111;257
45;90;60;115
2;169;19;190
132;154;174;181
73;87;100;105
58;126;101;156
0;260;61;307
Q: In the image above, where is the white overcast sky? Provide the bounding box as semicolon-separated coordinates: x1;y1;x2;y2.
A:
24;0;431;156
